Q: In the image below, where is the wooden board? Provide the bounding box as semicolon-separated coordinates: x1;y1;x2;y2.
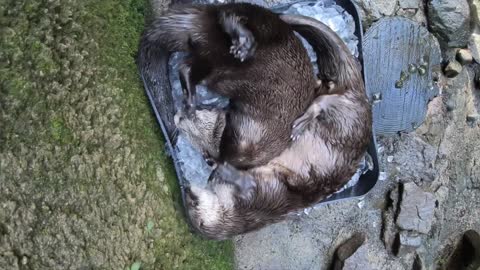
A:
363;17;442;135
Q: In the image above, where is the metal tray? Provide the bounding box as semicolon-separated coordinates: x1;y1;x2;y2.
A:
138;0;380;223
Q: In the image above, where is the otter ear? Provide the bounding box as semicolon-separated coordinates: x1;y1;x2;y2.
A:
184;186;199;207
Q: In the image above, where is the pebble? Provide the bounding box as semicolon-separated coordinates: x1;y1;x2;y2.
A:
466;114;480;123
456;49;473;65
357;200;365;209
443;60;462;78
387;156;394;162
372;92;382;103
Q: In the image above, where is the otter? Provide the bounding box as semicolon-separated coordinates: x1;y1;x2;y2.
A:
138;2;321;169
175;14;372;240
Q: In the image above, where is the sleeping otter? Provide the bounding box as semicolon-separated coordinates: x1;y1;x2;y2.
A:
175;14;372;240
138;2;322;169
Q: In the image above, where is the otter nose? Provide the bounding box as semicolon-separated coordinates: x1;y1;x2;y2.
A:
184;186;199;207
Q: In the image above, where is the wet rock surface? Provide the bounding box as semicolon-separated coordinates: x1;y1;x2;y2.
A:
427;0;472;48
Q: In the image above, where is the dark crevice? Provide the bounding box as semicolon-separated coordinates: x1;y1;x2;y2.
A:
445;230;480;270
393;183;404;223
392;233;401;256
412;254;423;270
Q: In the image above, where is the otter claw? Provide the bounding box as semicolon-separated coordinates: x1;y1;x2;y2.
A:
291;114;313;141
229;33;255;61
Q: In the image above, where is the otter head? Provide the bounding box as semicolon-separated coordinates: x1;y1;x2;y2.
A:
184;184;237;240
174;108;226;159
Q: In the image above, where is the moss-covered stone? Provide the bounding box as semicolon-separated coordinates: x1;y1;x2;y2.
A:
0;0;233;269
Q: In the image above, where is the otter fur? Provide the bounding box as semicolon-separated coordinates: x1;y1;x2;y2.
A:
175;14;373;240
138;2;320;169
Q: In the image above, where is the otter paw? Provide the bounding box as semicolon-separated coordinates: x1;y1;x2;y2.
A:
291;113;314;141
229;33;256;62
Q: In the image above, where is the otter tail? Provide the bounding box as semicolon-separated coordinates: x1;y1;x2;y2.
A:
280;14;363;92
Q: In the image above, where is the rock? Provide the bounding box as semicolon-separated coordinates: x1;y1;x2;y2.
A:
474;63;480;88
342;245;374;270
332;233;366;270
456;49;473;65
351;0;397;24
399;0;420;9
396;182;436;234
471;0;480;30
396;8;417;19
435;185;449;205
443;60;463;78
394;231;422;256
466;114;480;123
427;0;471;48
382;134;437;183
470;34;480;63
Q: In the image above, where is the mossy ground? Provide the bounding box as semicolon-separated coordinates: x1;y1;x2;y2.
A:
0;0;233;269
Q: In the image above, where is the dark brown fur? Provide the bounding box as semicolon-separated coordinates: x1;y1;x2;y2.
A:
177;14;372;240
139;3;317;169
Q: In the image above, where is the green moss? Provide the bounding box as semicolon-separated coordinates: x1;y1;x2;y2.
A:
82;0;234;269
0;0;233;268
50;116;74;144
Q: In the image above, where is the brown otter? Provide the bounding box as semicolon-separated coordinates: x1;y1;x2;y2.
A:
138;2;320;169
175;14;372;240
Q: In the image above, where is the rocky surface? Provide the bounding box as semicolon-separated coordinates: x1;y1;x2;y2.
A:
351;0;397;26
427;0;472;48
396;183;436;234
331;233;367;270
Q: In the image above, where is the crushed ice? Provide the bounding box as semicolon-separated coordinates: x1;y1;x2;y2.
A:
169;0;367;206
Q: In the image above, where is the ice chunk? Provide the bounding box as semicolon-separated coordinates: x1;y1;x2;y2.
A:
283;0;359;58
174;134;213;185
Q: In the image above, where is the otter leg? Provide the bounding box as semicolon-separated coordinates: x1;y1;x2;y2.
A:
211;163;256;200
179;63;197;117
219;12;256;62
